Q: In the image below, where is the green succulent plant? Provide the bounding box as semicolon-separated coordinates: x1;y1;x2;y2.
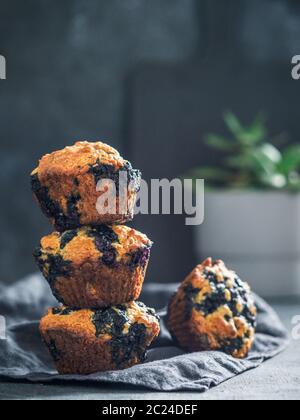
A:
187;112;300;191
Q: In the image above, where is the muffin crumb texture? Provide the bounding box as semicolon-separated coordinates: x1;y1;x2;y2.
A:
167;258;257;358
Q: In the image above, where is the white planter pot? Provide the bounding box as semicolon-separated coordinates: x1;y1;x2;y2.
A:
195;191;300;298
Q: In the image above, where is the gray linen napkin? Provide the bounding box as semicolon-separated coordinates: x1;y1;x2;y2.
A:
0;273;289;392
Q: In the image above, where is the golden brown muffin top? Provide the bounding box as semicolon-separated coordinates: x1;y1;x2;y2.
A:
186;258;249;292
41;302;160;342
38;225;152;265
32;141;127;177
182;258;256;317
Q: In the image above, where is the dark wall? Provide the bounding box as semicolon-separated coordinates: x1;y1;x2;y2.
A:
0;0;198;283
1;0;300;284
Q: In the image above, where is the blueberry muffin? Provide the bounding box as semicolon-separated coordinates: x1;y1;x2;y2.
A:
40;302;160;374
167;258;257;358
34;225;152;308
31;141;141;231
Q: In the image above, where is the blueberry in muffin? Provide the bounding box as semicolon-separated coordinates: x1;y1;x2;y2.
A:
31;141;141;231
34;225;152;308
40;302;160;374
167;258;257;358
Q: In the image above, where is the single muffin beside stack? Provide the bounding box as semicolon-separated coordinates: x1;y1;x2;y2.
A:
167;258;257;359
31;141;160;375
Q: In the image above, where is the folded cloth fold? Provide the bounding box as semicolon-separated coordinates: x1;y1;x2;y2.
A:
0;274;289;392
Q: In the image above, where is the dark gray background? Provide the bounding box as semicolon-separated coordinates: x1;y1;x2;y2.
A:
1;0;300;284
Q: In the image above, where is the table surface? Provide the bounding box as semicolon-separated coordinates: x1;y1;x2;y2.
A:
0;302;299;400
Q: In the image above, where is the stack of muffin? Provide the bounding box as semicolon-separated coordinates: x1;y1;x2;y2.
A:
31;141;160;375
